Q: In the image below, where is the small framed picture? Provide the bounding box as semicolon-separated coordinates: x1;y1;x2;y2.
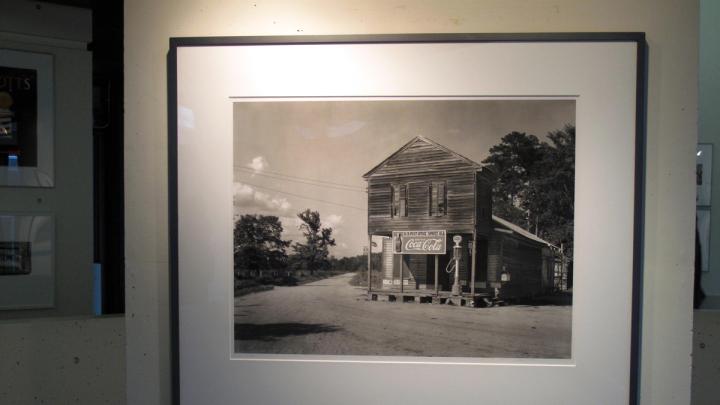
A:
697;143;712;206
0;213;54;309
0;49;54;187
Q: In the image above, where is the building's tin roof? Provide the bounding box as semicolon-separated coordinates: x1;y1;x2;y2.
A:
492;215;558;249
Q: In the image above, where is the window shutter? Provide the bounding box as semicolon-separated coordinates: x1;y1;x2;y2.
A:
438;182;446;215
427;184;432;216
431;183;438;216
391;185;398;217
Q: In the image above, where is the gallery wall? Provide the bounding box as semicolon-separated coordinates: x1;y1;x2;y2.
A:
699;0;720;299
0;2;126;404
0;1;94;318
0;316;126;405
124;1;698;404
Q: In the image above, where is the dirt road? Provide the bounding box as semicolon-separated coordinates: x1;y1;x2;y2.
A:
234;273;571;358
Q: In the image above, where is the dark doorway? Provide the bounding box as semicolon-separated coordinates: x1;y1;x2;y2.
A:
426;253;451;291
475;238;489;287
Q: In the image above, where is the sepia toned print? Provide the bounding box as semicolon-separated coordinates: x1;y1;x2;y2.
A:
233;99;575;358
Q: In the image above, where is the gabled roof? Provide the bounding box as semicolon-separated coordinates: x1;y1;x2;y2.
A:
362;136;484;179
492;215;558;249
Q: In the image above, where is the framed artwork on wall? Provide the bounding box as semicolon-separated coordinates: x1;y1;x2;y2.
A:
0;49;54;187
169;33;646;405
697;208;711;273
0;213;54;309
697;143;712;207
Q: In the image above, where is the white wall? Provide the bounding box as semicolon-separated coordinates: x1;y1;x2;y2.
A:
124;1;698;404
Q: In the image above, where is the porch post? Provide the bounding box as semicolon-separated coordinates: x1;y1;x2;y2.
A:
471;231;477;296
367;234;372;294
400;254;404;293
434;255;439;295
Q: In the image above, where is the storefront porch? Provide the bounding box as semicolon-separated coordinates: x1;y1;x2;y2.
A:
367;288;494;307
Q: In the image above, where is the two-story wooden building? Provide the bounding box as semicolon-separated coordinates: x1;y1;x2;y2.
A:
363;136;558;306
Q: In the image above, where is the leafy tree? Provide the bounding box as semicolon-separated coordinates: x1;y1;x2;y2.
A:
482;131;543;227
528;125;575;256
234;214;290;276
328;254;381;273
291;209;336;274
482;126;575;256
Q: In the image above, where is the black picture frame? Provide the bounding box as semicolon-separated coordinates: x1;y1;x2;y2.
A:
168;33;647;405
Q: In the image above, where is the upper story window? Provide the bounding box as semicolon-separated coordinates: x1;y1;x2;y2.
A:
429;181;447;216
391;184;407;217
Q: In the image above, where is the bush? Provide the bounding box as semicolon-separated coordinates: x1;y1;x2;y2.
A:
349;269;383;288
234;284;273;297
273;275;298;286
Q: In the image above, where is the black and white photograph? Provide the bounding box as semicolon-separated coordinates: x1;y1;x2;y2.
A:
232;99;575;359
697;143;713;207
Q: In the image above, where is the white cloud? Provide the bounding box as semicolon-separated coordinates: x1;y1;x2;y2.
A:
295;121;366;139
255;190;291;211
278;215;301;229
233;182;291;213
234;182;254;199
323;214;343;229
276;215;303;241
328;120;366;138
246;156;268;173
294;126;317;139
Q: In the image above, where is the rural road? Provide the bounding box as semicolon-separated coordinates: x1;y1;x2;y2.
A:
234;273;571;358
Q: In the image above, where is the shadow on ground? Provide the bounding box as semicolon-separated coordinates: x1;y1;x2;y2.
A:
235;322;342;341
513;293;573;306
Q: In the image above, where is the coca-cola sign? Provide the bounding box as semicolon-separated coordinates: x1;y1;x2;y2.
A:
392;230;446;254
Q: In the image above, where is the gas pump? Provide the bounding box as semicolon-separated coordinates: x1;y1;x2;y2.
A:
451;235;462;296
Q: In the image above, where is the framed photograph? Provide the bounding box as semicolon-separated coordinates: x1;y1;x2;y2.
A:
697;143;712;206
0;213;54;309
697;208;711;273
0;49;54;187
170;34;646;405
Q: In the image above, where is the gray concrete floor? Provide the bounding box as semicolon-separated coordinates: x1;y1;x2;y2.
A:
692;305;720;405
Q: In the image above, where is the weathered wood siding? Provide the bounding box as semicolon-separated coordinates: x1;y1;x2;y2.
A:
458;240;470;288
501;238;543;298
476;174;493;238
475;238;489;285
541;248;555;289
368;138;478;178
366;139;478;234
487;236;503;287
404;255;425;288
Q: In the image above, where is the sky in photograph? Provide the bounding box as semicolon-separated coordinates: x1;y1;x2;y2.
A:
233;99;575;258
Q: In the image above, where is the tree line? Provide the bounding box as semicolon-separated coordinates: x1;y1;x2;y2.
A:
234;209;337;277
